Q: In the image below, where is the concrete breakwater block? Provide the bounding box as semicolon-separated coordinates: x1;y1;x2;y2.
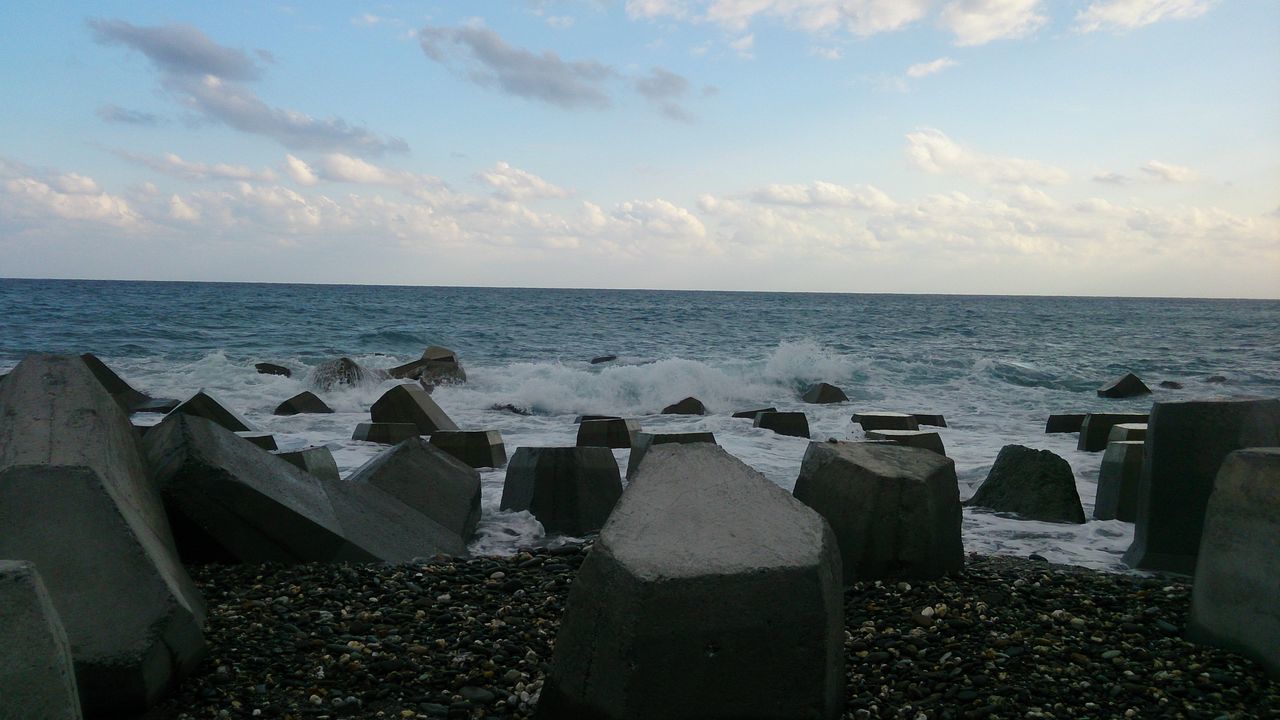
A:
573;414;618;423
912;413;948;428
272;445;341;483
793;442;962;583
1107;422;1147;443
173;390;254;433
1078;413;1149;452
661;396;707;415
501;447;623;536
576;418;640;449
1098;372;1151;399
389;346;467;384
854;412;920;432
370;383;460;434
310;357;370;391
352;422;420;444
1045;413;1086;434
0;354;206;716
273;391;333;416
967;445;1085;524
346;438;481;542
732;407;776;419
626;432;717;478
1093;441;1143;522
236;432;277;451
802;382;848;404
536;444;844;720
754;411;810;439
430;430;508;468
254;362;291;377
865;429;946;456
1189;448;1280;677
79;352;176;414
1124;398;1280;574
0;561;82;720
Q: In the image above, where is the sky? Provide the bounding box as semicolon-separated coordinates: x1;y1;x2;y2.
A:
1;0;1277;297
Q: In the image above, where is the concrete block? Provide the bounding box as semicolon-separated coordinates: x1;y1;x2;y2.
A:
865;429;946;456
346;437;481;542
1107;422;1147;443
626;432;717;479
172;390;254;433
732;407;776;419
254;362;290;377
78;353;148;412
351;422;420;444
0;561;82;720
310;357;371;391
1045;413;1086;434
912;413;948;428
661;396;707;415
1094;441;1143;522
573;415;619;424
235;432;277;451
854;412;919;432
370;383;459;434
754;411;810;439
802;383;848;404
272;445;341;483
273;391;332;416
1078;413;1149;452
536;444;844;720
966;445;1085;524
430;430;508;468
793;441;962;583
1098;372;1151;398
501;447;623;536
576;418;640;449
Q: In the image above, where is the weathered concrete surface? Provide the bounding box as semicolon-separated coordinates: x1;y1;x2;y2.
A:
254;362;291;377
754;411;810;439
501;447;623;536
430;430;508;468
625;431;717;479
236;432;277;451
1077;413;1149;452
310;357;372;391
0;561;82;720
78;352;149;412
1107;422;1147;443
346;437;481;542
575;418;640;449
1045;413;1086;434
389;347;467;384
370;383;460;434
854;412;920;432
0;354;206;715
793;442;962;583
273;391;333;416
573;415;619;424
803;383;848;404
1124;398;1280;574
661;396;707;415
536;444;844;720
865;429;946;456
351;422;420;444
273;445;341;482
172;390;254;433
966;445;1085;524
1093;441;1143;522
912;413;948;428
1188;448;1280;678
1098;372;1152;399
732;407;776;419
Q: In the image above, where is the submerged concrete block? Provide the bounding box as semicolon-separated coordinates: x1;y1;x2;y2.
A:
625;431;717;479
1107;422;1147;443
501;447;623;536
576;418;640;449
537;444;844;720
346;437;481;542
865;429;946;456
1188;448;1280;678
430;430;508;468
1078;412;1149;452
351;422;420;444
793;442;962;583
966;445;1085;524
370;383;459;434
802;383;848;404
310;357;370;391
1093;440;1143;522
1098;372;1151;399
661;396;707;415
254;362;291;377
172;390;254;432
388;347;467;384
273;391;332;416
854;412;920;432
272;445;341;483
754;411;810;439
1124;398;1280;574
0;561;83;720
732;407;776;419
1045;413;1086;434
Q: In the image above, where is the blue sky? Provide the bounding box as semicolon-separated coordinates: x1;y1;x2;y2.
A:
1;0;1277;297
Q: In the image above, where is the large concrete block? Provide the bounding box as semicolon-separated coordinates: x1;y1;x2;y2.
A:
1124;398;1280;574
1045;413;1086;434
272;445;341;482
1188;448;1280;677
310;357;371;391
501;447;623;535
732;407;776;419
966;445;1085;524
0;354;206;715
0;561;82;720
346;437;481;542
661;396;707;415
853;412;919;432
793;442;962;583
430;430;508;468
78;353;176;414
1093;440;1143;522
370;383;460;434
254;362;291;377
537;444;844;720
172;390;254;433
351;422;419;444
273;391;333;416
625;432;716;479
802;382;848;404
865;429;946;456
576;418;640;449
754;411;810;439
912;413;947;428
1098;372;1151;398
1107;422;1147;443
1077;412;1149;452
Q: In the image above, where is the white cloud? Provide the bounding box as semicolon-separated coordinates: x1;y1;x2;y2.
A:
115;150;278;182
906;57;957;79
810;47;844;60
905;128;1069;185
2;177;139;226
317;153;417;185
52;173;101;194
628;0;930;37
626;0;689;20
1140;160;1198;183
351;13;382;26
730;34;755;58
169;193;200;221
1092;171;1132;185
1075;0;1217;33
284;154;318;186
940;0;1047;46
476;161;570;200
749;181;896;210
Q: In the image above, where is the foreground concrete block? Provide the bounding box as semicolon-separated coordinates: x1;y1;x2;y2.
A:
625;431;717;478
732;407;776;419
802;382;848;404
966;445;1085;524
236;432;277;451
1045;413;1086;434
172;390;254;432
272;445;341;483
1094;441;1143;522
661;396;707;415
574;414;619;424
346;437;481;542
273;391;333;416
1108;422;1147;443
78;353;159;414
1124;398;1280;574
854;412;920;432
370;383;459;434
912;413;948;428
793;442;962;583
754;411;810;439
430;430;508;468
501;447;623;535
352;422;420;444
0;561;82;720
537;444;844;720
576;418;640;449
1188;448;1280;677
865;429;946;456
0;354;206;716
1078;412;1149;452
1098;372;1151;399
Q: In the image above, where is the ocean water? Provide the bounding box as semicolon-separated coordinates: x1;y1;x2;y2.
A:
3;279;1277;571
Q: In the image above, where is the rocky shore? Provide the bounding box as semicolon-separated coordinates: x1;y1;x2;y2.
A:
146;548;1278;720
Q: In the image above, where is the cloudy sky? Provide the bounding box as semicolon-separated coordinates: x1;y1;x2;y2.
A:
2;1;1277;297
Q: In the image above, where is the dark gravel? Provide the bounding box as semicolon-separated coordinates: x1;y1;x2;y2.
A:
144;549;1279;719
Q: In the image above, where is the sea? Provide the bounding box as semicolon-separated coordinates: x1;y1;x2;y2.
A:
3;278;1277;571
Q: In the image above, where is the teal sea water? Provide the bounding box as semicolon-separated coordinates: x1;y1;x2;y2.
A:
3;278;1277;567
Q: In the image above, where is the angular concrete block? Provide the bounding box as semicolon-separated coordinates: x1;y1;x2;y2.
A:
912;413;947;428
501;447;623;536
346;437;481;542
793;442;962;583
1077;412;1149;452
576;418;640;449
1045;413;1086;434
0;560;83;720
590;354;617;364
351;422;420;444
370;383;459;434
966;445;1084;524
78;353;149;412
754;411;810;439
537;444;844;720
254;362;291;377
236;432;277;451
172;390;254;433
732;407;776;419
1107;422;1147;443
574;414;619;424
272;445;341;482
273;391;332;416
1094;440;1143;522
661;396;707;415
1188;448;1280;677
865;429;946;456
802;383;848;404
626;431;717;479
430;430;508;468
854;412;919;432
1098;372;1151;398
1124;398;1280;574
